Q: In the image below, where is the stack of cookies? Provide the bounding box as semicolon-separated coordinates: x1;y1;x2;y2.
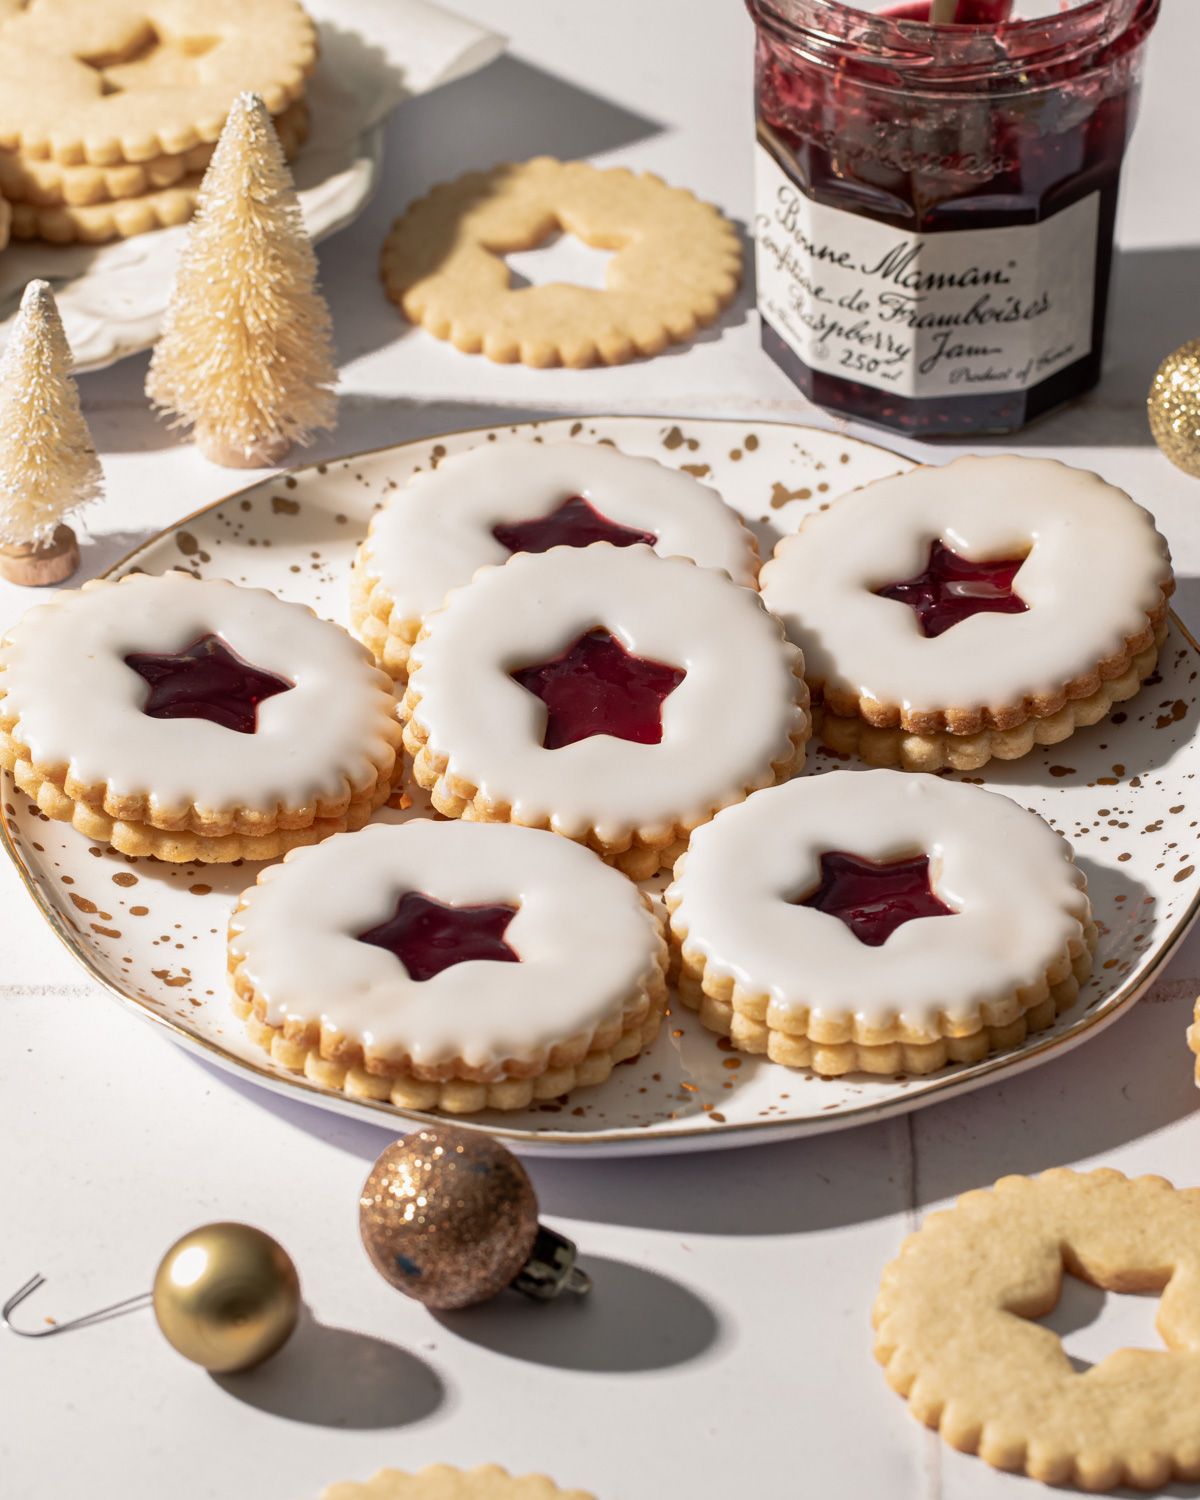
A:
0;0;318;244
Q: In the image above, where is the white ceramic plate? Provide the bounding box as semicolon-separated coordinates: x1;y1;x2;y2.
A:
4;416;1199;1156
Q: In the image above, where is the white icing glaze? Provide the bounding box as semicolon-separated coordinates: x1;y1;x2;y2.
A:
359;438;760;624
667;769;1091;1032
229;819;662;1069
758;455;1172;714
408;543;807;843
0;573;397;814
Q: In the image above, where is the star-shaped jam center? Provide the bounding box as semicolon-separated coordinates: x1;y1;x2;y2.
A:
874;540;1029;639
357;892;520;982
510;628;686;749
797;850;954;947
492;496;657;554
125;634;293;734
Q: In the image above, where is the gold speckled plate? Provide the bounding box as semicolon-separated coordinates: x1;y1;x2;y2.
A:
3;416;1199;1156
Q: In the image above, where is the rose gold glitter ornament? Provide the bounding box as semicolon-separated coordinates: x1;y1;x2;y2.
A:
360;1126;592;1311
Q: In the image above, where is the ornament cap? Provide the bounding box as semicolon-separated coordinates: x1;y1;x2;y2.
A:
511;1224;593;1301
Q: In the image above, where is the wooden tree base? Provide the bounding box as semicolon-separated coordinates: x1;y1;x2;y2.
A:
0;524;79;585
197;430;293;469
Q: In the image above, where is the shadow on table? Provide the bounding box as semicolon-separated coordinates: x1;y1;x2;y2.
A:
214;1302;443;1429
190;973;1200;1245
1033;1275;1162;1376
81;392;578;461
435;1254;719;1372
301;396;565;465
978;243;1200;449
908;986;1200;1210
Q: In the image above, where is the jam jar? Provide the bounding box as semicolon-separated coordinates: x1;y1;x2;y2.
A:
749;0;1161;435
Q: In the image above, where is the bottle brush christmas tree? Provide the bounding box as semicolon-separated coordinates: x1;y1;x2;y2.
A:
146;92;338;469
0;279;103;586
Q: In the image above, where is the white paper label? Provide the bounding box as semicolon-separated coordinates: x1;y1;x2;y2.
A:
754;143;1098;400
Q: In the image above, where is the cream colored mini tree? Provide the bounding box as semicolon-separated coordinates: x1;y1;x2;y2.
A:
146;92;337;468
0;279;103;585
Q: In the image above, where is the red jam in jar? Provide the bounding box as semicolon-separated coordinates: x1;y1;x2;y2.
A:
749;0;1160;435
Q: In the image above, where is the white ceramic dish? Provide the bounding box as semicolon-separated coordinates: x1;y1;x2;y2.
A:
4;416;1198;1156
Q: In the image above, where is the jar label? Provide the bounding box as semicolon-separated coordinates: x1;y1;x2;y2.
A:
754;143;1098;400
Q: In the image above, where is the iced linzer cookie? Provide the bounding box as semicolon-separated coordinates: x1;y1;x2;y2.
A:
665;770;1096;1076
0;572;402;861
400;542;811;879
759;456;1173;772
351;438;760;682
228;819;668;1113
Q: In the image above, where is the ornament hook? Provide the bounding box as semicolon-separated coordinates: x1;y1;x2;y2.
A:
2;1273;152;1339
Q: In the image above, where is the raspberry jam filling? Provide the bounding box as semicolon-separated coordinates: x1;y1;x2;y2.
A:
125;634;293;734
357;892;520;982
874;540;1029;639
511;628;687;749
492;495;657;554
797;851;954;947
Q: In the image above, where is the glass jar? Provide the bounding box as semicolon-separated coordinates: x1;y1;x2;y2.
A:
748;0;1161;436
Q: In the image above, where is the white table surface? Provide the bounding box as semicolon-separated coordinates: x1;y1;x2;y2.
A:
5;2;1200;1496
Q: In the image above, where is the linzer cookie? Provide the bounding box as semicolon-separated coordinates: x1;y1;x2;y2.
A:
318;1466;596;1500
401;542;810;879
665;770;1096;1076
874;1169;1200;1489
0;96;309;209
0;572;402;862
228;819;668;1114
758;455;1174;772
0;0;316;166
351;438;760;681
11;173;202;244
382;156;742;368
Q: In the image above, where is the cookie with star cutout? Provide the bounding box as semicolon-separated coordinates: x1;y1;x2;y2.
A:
874;1168;1200;1489
399;542;811;879
0;572;402;862
228;819;668;1113
0;0;316;167
317;1466;596;1500
664;770;1096;1076
758;455;1174;772
350;438;760;683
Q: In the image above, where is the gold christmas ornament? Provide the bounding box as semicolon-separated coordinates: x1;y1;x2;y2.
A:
145;92;337;469
0;278;102;583
360;1127;592;1311
152;1222;301;1373
3;1221;300;1375
1149;339;1200;478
